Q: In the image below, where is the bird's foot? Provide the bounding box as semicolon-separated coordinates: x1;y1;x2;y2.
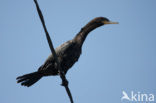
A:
58;71;69;86
61;78;68;86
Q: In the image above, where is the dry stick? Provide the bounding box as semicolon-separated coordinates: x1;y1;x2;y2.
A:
33;0;74;103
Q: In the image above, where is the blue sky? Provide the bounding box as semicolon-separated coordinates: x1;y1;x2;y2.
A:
1;0;156;103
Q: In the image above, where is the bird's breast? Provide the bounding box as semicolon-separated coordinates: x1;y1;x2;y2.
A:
60;46;81;73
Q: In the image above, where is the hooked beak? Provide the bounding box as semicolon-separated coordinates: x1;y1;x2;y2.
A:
103;21;119;24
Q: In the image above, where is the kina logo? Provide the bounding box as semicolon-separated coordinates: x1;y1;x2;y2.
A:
121;91;154;102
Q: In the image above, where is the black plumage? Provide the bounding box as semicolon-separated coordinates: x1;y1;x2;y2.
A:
16;17;118;87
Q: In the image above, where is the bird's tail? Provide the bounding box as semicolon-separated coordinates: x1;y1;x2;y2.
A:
16;71;42;87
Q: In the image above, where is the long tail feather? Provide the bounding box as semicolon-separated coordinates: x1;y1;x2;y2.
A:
16;72;42;87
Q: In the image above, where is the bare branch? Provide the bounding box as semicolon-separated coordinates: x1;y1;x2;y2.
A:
33;0;74;103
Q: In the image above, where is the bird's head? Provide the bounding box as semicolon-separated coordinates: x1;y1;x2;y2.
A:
91;17;119;26
83;17;118;31
74;17;118;45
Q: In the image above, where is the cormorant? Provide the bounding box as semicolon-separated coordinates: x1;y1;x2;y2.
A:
16;17;118;87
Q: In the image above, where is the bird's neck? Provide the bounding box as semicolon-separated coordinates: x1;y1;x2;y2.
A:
74;22;102;47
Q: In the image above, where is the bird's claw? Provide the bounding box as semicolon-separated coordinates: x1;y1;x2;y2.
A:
61;79;68;86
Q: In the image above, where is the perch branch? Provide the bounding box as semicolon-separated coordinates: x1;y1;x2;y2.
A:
33;0;74;103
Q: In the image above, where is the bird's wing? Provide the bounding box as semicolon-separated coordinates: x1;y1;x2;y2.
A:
55;40;74;54
38;40;74;71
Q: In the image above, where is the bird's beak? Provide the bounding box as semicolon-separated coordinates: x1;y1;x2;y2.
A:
103;21;119;24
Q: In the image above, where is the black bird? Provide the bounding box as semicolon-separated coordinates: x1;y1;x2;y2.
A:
16;17;118;87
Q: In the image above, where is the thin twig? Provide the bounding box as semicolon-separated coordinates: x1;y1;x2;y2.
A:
33;0;74;103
